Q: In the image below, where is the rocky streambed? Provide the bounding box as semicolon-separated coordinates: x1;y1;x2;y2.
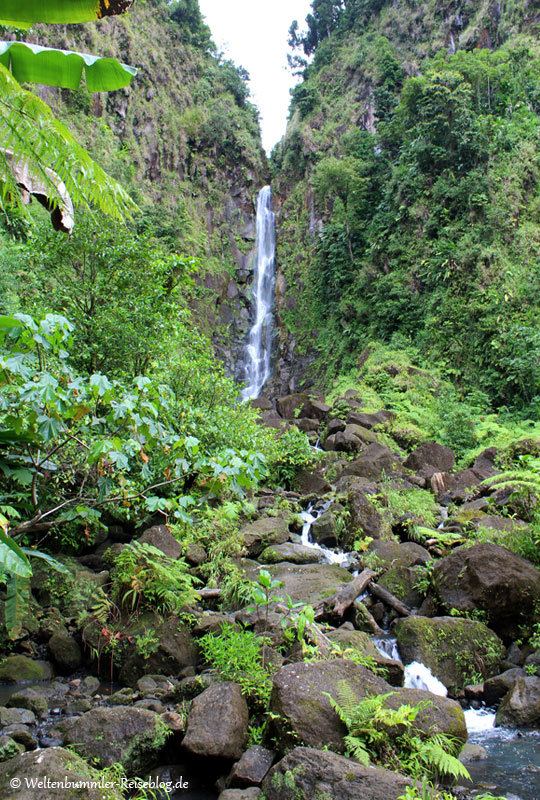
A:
2;388;540;799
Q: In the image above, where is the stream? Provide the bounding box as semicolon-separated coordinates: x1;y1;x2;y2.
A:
298;503;540;800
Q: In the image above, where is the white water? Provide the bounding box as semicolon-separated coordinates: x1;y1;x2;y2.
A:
404;661;448;696
374;636;402;663
241;185;276;400
300;503;349;566
464;706;496;734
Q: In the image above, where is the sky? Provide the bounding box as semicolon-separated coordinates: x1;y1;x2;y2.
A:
198;0;313;153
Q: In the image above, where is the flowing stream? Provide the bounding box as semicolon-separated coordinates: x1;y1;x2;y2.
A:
241;185;276;400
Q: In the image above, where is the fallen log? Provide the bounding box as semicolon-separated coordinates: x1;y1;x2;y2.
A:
313;568;376;619
367;582;411;617
353;601;384;635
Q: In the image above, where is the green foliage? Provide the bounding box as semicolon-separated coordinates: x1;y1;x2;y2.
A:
109;541;200;614
267;427;315;489
326;684;470;783
198;622;274;709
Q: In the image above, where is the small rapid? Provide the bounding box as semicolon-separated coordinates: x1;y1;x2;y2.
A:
300;503;349;565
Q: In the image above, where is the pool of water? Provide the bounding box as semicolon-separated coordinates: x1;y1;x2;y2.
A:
466;716;540;800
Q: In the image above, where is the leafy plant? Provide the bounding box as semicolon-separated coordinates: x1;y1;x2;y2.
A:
326;683;470;782
198;623;275;709
109;541;200;614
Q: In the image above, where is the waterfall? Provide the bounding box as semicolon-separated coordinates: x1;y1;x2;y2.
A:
241;185;276;400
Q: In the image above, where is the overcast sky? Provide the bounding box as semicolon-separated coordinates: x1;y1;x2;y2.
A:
198;0;313;153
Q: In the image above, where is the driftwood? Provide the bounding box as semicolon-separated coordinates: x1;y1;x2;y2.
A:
367;582;411;616
313;568;376;619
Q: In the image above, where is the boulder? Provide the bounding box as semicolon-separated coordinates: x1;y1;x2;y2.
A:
495;676;540;727
378;566;423;608
395;616;505;693
340;444;404;481
0;656;53;683
404;442;455;473
346;410;396;429
64;706;168;773
0;735;24;761
218;791;260;800
299;398;331;420
118;613;198;685
183;682;248;760
261;747;412;800
238;518;290;557
227;745;275;787
137;525;183;559
6;688;48;718
262;563;352;606
259;543;321;565
383;688;467;745
432;543;540;641
0;747;123;799
326;629;404;686
294;469;331;495
327;418;346;435
276;394;308;419
268;659;390;753
367;540;431;568
347;483;383;541
484;668;527;705
48;631;82;675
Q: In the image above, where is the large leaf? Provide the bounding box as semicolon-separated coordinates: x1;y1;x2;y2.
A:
0;530;32;578
0;0;135;28
0;41;136;92
4;573;30;639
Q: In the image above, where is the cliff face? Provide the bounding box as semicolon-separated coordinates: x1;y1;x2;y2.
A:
270;0;540;404
21;0;269;381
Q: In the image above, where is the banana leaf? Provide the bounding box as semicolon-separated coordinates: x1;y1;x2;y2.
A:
0;0;134;29
0;41;136;92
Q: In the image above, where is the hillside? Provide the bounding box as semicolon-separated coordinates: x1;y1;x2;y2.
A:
14;0;269;377
271;0;540;411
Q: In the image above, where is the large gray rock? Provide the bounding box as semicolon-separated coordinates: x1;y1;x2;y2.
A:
384;688;467;745
0;747;123;799
367;540;431;569
259;543;321;565
276;394;308;419
404;442;455;473
137;525;183;559
340;444;405;481
496;676;540;727
262;747;412;800
347;410;396;429
433;543;540;640
299;398;331;420
239;518;290;557
262;563;352;606
395;616;505;693
183;682;248;759
269;659;390;753
64;706;167;773
227;745;275;787
118;613;198;685
48;631;82;675
347;482;383;541
484;668;527;705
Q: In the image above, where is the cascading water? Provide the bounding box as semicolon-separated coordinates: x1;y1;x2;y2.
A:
241;185;276;400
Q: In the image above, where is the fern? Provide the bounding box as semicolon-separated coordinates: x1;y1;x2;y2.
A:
0;65;137;223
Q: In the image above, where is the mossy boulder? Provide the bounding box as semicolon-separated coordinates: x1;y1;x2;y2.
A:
238;518;290;557
0;656;53;683
259;543;321;564
0;736;24;762
48;631;82;675
262;747;412;800
269;659;390;753
0;747;123;799
378;565;423;608
263;563;352;606
395;615;505;693
383;688;468;745
433;542;540;641
64;706;168;774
